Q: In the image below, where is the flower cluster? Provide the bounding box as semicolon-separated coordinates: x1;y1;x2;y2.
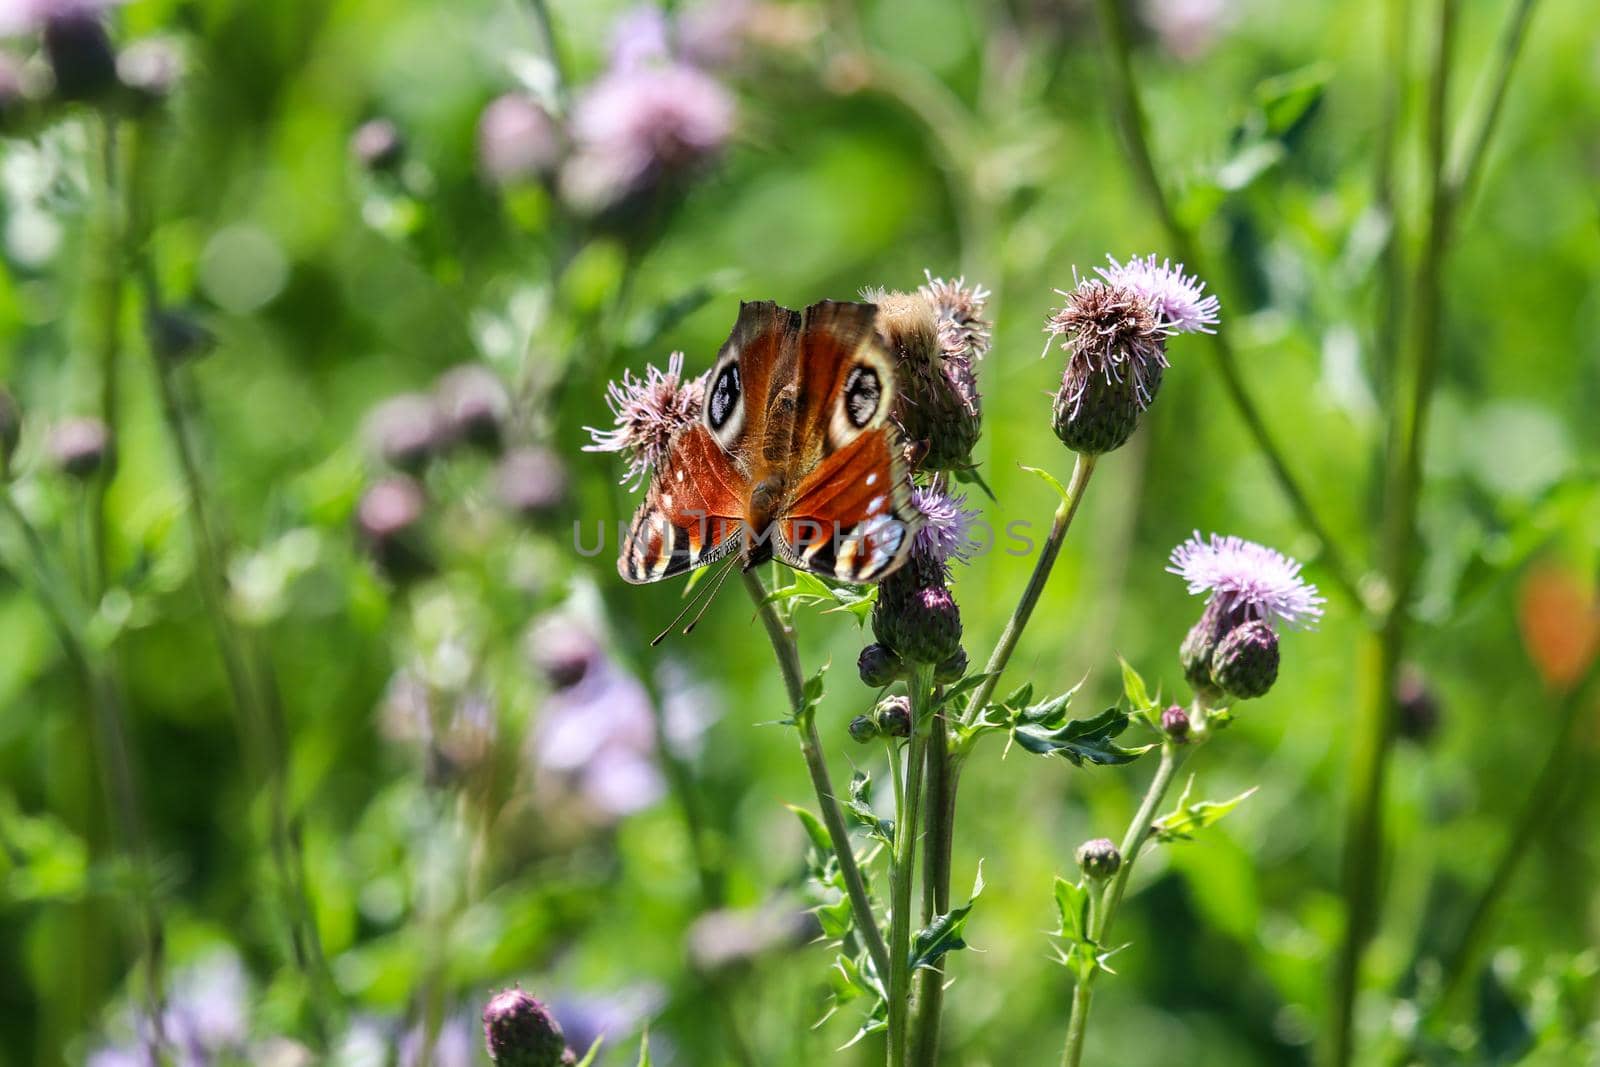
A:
1169;532;1323;700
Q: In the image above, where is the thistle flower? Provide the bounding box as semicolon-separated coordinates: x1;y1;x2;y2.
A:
350;117;404;173
357;476;431;581
364;392;447;472
116;35;183;107
560;62;734;214
435;363;510;451
496;447;568;519
40;6;116;101
583;352;705;490
877;289;982;471
686;901;818;974
48;415;112;478
1161;705;1191;741
918;271;992;364
1210;619;1280;699
531;650;667;820
477;93;562;186
1395;666;1442;744
483;988;575;1067
1167;532;1325;630
1046;277;1170;454
1170;532;1321;700
911;485;979;567
1097;254;1220;334
609;5;672;71
872;553;963;666
0;0;122;34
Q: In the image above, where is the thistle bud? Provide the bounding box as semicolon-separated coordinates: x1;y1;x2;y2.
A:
1179;597;1246;699
357;476;431;582
478;93;561;186
876;290;981;472
48;416;113;479
1210;620;1280;700
436;363;510;452
857;642;903;688
1161;704;1190;742
875;694;912;739
43;12;118;103
872;552;963;666
1045;280;1169;455
847;714;879;744
0;387;20;479
351;117;405;173
525;616;600;690
934;645;967;685
482;987;576;1067
1075;837;1122;881
1395;666;1441;744
495;447;568;519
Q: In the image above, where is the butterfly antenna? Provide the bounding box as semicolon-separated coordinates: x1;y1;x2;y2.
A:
682;556;739;636
651;557;736;646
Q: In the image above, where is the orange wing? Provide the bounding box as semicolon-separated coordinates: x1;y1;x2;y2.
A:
619;424;746;584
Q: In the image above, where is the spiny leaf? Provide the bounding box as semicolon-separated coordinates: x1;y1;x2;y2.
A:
634;1029;651;1067
574;1038;604;1067
1013;706;1153;766
1152;779;1259;843
1053;876;1091;944
1119;657;1156;714
845;770;894;845
909;864;985;972
787;804;832;853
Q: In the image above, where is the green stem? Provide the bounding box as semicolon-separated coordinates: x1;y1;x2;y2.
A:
84;115;124;597
523;0;569;107
1446;0;1541;213
742;571;892;984
960;453;1098;728
1331;4;1458;1065
1060;737;1193;1067
1089;0;1363;608
909;709;954;1067
888;664;934;1067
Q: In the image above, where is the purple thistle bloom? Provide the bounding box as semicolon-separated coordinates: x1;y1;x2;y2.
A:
1097;254;1220;335
560;61;734;213
583;351;705;490
1044;275;1171;416
477;93;562;186
1167;532;1325;629
911;486;980;566
609;5;673;71
0;0;121;34
918;271;992;364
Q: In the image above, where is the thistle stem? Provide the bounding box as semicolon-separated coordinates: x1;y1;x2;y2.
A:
1060;733;1193;1067
909;708;953;1066
1332;4;1458;1063
742;571;892;984
84;114;123;597
1088;0;1362;608
888;663;934;1067
960;453;1098;729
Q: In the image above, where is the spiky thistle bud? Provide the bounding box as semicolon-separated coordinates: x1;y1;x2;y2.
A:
1161;704;1190;742
1210;620;1280;700
935;645;967;685
874;694;912;739
1045;278;1170;454
857;642;903;688
1075;838;1122;881
875;289;981;473
848;714;879;744
1179;596;1245;699
48;416;113;479
482;987;576;1067
584;352;705;490
872;552;962;666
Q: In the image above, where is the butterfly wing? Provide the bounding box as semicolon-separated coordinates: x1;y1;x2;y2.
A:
620;301;802;584
776;300;922;583
619;424;746;583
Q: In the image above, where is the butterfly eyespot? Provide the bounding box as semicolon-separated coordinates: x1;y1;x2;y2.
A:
708;363;741;430
843;366;882;429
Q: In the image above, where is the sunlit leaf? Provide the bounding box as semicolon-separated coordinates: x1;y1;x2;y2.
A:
1152;778;1259;843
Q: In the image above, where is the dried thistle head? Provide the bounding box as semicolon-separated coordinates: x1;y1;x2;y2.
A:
1046;278;1170;454
582;352;705;490
873;287;982;472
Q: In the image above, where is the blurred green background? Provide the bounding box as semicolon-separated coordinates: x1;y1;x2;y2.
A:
0;0;1597;1064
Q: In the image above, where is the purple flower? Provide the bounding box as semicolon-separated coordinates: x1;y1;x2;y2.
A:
679;0;758;68
89;950;251;1067
1167;532;1325;629
609;5;673;71
532;653;665;819
583;352;705;490
1140;0;1232;61
918;271;992;364
560;62;734;213
0;0;120;34
1045;276;1170;416
1097;254;1220;335
477;93;562;186
399;1015;475;1067
911;486;980;567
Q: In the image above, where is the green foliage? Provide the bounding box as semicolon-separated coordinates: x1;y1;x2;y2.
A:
1152;777;1259;843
